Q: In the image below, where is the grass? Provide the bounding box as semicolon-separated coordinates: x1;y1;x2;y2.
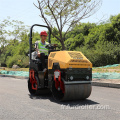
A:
0;65;120;73
93;65;120;73
0;67;29;72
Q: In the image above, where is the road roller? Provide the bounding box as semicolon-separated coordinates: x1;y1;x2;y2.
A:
28;24;92;101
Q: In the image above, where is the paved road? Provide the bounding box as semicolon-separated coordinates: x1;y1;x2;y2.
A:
0;77;120;120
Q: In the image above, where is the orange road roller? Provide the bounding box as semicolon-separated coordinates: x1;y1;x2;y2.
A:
28;24;92;101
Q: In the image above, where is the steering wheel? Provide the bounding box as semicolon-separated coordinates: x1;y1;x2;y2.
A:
45;44;58;49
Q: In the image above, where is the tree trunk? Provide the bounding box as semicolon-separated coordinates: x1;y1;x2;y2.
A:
60;40;66;50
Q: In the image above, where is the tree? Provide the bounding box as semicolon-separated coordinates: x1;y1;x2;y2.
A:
110;14;120;43
0;18;10;49
110;14;120;31
0;18;29;67
34;0;102;50
65;33;84;50
65;22;96;40
8;20;29;44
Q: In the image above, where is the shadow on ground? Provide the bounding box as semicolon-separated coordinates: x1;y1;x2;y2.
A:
28;93;99;106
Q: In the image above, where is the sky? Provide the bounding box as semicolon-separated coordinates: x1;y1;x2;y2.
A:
0;0;120;31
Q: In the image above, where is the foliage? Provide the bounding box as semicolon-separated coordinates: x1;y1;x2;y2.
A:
34;0;102;49
0;18;29;68
1;14;120;67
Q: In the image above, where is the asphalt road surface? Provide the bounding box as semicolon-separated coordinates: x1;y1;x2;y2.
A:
0;77;120;120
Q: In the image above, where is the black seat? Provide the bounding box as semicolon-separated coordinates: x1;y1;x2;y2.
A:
34;57;48;71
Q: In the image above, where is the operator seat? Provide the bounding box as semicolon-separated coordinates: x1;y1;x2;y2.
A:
35;55;48;71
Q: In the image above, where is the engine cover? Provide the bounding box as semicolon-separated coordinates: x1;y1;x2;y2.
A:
48;51;92;69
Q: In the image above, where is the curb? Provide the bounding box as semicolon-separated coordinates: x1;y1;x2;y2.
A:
0;74;28;79
0;74;120;89
92;82;120;89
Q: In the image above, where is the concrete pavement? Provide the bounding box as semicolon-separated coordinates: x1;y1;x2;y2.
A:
0;76;120;120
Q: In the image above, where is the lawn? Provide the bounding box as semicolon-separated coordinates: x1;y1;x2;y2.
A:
0;64;120;73
0;67;29;72
93;65;120;73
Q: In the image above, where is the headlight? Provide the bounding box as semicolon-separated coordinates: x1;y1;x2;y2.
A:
54;71;60;78
86;76;89;80
70;76;73;80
